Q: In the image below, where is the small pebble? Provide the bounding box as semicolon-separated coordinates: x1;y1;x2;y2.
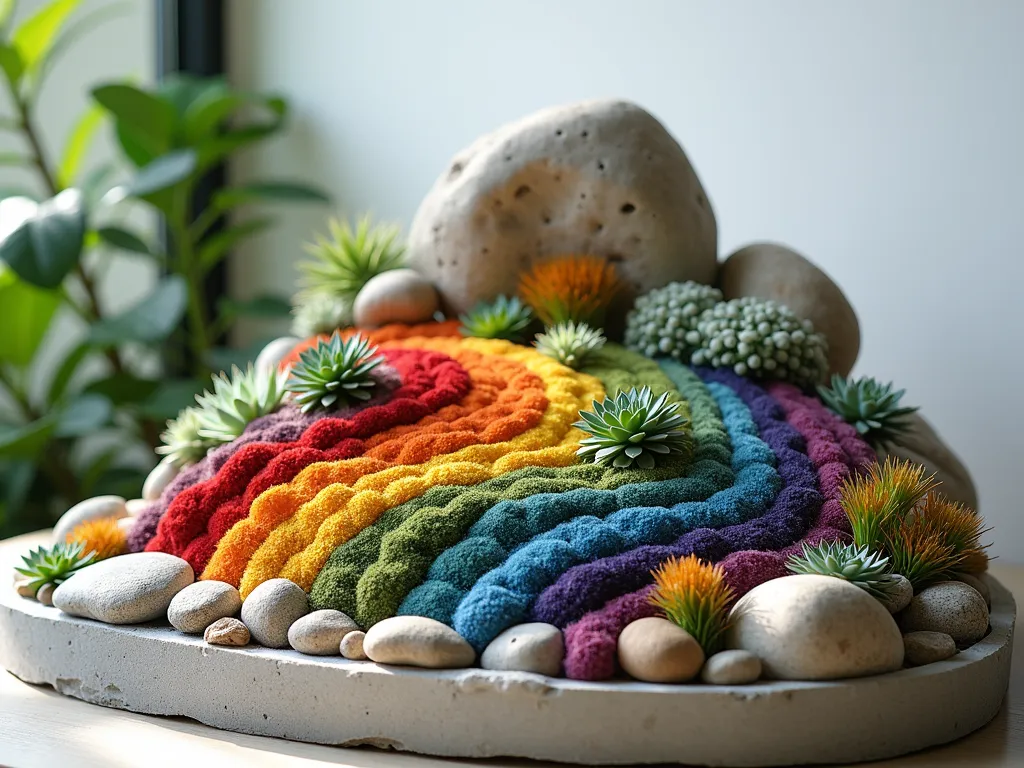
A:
14;579;37;599
900;581;989;647
36;583;55;606
877;574;913;614
143;459;178;501
903;631;957;666
480;622;564;676
255;336;300;373
701;650;762;685
168;580;241;634
204;617;251;647
288;609;359;655
240;578;309;648
363;616;475;668
116;518;136;537
618;617;705;683
340;630;367;660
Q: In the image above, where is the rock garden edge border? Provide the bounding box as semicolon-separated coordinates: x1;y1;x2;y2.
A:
0;533;1015;767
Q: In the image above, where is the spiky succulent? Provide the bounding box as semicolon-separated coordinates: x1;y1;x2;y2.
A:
296;216;405;302
194;364;288;443
286;332;384;413
534;322;606;369
817;375;919;449
575;386;689;469
15;541;96;594
459;295;533;341
290;292;353;338
690;297;829;387
156;407;214;468
624;280;724;359
786;541;898;598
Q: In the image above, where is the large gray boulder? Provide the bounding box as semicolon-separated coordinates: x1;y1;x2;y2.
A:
407;99;718;329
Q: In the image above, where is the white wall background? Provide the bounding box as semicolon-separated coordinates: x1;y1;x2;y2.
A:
230;0;1024;559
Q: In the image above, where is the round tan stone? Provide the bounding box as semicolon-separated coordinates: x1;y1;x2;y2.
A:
240;578;309;648
204;617;250;647
167;580;242;634
288;609;359;656
727;575;904;681
617;617;705;683
363;616;475;669
719;242;860;377
340;629;367;660
353;269;440;328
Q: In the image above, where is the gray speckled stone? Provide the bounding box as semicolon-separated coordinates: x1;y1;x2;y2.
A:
953;573;991;608
288;609;359;656
900;581;989;647
240;578;308;648
878;574;914;614
480;622;563;676
903;631;957;666
52;552;193;624
701;650;762;685
167;580;241;634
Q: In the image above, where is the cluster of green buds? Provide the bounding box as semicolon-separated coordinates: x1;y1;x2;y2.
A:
624;281;723;360
625;282;829;387
691;297;828;386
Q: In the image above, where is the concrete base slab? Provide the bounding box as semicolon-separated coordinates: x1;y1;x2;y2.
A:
0;535;1014;766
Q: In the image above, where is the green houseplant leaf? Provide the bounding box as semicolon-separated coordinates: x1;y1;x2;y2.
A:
57;103;104;187
96;225;153;256
0;417;55;459
12;0;80;87
0;264;61;365
92;83;176;155
125;149;197;197
0;189;85;288
212;181;331;210
54;392;112;437
198;217;273;270
88;274;187;345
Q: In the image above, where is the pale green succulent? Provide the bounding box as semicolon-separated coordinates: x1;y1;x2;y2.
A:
15;541;96;594
575;386;690;469
290;292;353;338
156;407;215;467
786;541;899;598
624;281;723;359
297;216;405;302
459;295;533;341
285;332;384;413
194;364;288;443
534;321;606;369
817;375;918;449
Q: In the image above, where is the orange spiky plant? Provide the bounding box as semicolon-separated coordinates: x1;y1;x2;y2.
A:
649;555;735;654
67;516;127;561
518;255;621;326
840;458;990;589
840;457;937;550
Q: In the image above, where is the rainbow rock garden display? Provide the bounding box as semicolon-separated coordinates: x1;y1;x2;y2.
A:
0;99;1012;767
